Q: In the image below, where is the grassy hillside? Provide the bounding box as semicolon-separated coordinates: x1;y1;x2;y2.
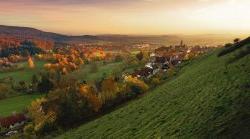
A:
58;45;250;138
0;94;44;117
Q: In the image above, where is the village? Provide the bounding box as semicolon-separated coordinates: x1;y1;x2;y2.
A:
129;41;212;79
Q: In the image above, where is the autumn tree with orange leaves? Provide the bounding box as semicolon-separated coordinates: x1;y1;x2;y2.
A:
79;84;102;112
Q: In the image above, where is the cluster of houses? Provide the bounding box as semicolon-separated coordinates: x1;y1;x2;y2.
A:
0;114;27;136
131;42;212;79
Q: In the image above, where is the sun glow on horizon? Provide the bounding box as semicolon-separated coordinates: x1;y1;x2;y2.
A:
0;0;249;36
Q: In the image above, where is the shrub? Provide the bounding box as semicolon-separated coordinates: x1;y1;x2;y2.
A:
0;83;15;99
124;75;149;94
218;37;250;57
100;78;119;103
227;45;250;63
23;123;35;137
0;125;7;133
79;84;102;112
150;77;161;87
27;98;56;134
167;68;176;78
37;74;54;93
136;51;143;61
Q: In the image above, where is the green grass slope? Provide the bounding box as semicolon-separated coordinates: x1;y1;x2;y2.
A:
58;46;250;138
0;94;44;117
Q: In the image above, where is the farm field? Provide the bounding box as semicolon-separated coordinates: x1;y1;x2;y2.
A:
0;94;44;117
65;61;142;82
0;60;142;117
58;45;250;138
0;60;47;82
0;60;130;83
66;61;123;82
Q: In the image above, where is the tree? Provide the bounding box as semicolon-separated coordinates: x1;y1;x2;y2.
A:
79;84;102;112
30;74;39;92
37;74;54;93
28;56;35;69
100;77;119;103
19;81;27;91
234;38;240;44
27;97;56;134
0;40;43;57
136;51;143;61
124;75;149;94
225;43;233;48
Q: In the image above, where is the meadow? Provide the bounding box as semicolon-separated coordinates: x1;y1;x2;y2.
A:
65;61;143;82
0;59;141;117
0;60;46;82
0;94;44;117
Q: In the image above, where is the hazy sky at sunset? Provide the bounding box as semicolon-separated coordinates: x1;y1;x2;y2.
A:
0;0;249;35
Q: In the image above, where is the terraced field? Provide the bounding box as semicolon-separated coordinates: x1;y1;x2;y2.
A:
58;45;250;138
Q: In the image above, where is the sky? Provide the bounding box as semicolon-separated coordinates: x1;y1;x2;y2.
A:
0;0;250;36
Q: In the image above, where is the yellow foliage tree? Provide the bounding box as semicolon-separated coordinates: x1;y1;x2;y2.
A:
27;98;56;133
100;78;119;103
28;56;35;69
124;75;149;92
79;84;102;112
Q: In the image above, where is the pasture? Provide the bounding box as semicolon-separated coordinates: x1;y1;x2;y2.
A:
0;94;44;117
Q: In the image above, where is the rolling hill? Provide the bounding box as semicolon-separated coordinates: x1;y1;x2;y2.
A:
57;39;250;138
0;25;99;43
0;25;236;47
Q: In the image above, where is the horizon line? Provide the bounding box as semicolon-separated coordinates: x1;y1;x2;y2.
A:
0;24;248;38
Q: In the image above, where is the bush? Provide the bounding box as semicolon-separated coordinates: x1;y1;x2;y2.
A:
0;83;15;100
124;75;149;94
227;45;250;63
218;37;250;57
79;84;102;112
100;77;119;103
167;68;176;78
23;123;35;137
0;125;7;133
37;74;54;93
150;77;161;87
27;98;57;135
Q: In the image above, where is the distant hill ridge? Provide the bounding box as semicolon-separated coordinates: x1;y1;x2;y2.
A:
0;25;241;46
0;25;99;43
